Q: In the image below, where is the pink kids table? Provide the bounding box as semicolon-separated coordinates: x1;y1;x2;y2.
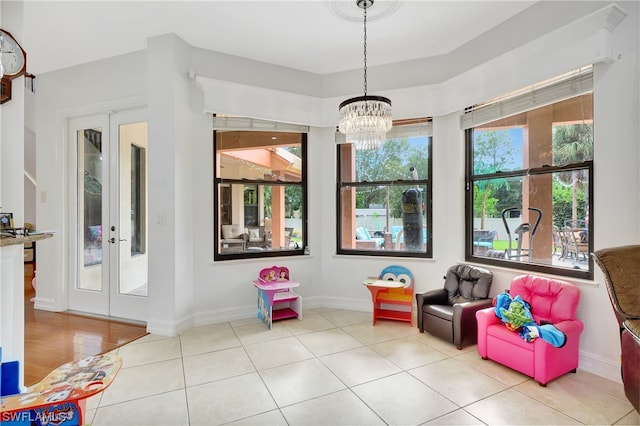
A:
252;266;302;329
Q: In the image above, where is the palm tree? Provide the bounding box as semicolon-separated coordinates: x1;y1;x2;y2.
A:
552;123;593;222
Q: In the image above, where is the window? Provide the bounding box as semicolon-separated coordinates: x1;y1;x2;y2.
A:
337;119;432;258
130;144;146;256
464;68;594;279
213;116;307;260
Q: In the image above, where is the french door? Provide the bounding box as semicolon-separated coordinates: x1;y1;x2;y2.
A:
68;109;148;322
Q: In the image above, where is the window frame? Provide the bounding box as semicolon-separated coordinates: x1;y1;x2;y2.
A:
213;128;307;261
336;121;433;258
464;85;594;279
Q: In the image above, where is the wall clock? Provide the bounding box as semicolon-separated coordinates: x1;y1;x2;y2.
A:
1;29;27;104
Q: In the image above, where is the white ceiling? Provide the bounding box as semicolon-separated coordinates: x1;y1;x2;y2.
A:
20;0;537;76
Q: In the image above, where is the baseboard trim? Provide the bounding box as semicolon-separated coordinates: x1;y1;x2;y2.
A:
579;349;622;384
147;313;193;337
33;297;57;311
192;296;372;327
193;304;257;326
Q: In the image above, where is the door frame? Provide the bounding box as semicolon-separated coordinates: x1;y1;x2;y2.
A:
67;108;148;322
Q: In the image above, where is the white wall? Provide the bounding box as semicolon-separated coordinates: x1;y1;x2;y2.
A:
585;1;640;378
1;0;28;389
145;33;197;335
33;51;147;311
27;1;639;384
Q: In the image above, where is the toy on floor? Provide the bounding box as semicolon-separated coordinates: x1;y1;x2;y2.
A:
363;265;414;326
252;266;301;329
0;353;121;425
1;348;20;398
494;292;566;347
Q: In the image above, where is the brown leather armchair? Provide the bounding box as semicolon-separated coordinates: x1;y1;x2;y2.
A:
416;264;493;349
593;245;640;413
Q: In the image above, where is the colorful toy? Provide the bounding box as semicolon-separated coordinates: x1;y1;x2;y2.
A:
493;291;566;347
494;292;533;332
363;265;414;326
253;266;301;329
0;354;121;425
259;265;290;283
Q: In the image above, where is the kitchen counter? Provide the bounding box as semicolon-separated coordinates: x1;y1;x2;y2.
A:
0;232;54;247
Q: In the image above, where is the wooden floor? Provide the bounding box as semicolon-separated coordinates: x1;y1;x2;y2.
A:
23;264;148;386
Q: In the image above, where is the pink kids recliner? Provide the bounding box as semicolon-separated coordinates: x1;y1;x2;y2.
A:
476;274;584;386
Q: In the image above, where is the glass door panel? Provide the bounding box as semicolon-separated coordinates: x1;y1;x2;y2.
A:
78;128;104;291
117;121;148;298
108;110;148;321
70;114;110;316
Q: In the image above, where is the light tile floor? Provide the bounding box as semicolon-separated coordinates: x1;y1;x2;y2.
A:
86;308;639;426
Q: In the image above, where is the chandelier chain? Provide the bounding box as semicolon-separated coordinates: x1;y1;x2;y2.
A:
363;3;368;97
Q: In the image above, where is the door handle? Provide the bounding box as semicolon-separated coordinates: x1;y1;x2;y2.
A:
108;237;116;243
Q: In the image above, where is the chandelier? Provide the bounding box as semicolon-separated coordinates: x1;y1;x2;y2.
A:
338;0;392;151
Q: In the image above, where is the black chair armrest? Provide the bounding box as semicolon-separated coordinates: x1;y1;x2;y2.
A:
416;289;448;307
452;299;494;347
453;299;494;320
416;289;448;331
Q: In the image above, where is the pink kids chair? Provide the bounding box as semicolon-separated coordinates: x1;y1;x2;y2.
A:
476;274;584;386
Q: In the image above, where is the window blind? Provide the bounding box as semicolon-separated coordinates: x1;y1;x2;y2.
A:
212;116;309;133
461;67;593;130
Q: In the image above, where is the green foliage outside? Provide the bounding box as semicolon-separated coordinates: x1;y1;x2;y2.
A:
261;183;302;219
473;124;591;229
473;185;499;218
354;138;429;218
552;123;592;224
472;130;515;228
552;179;586;227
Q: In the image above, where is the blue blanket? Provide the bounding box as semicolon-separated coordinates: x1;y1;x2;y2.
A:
494;292;566;348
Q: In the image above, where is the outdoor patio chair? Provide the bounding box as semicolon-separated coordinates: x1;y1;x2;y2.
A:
473;230;497;255
284;227;294;248
552;225;568;258
561;226;588;263
564;219;588;229
355;227;384;249
246;226;267;249
220;224;247;252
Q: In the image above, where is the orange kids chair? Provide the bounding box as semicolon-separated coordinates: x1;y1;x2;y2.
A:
364;265;414;326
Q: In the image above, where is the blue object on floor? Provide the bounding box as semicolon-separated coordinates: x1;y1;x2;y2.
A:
1;360;21;396
1;347;21;397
